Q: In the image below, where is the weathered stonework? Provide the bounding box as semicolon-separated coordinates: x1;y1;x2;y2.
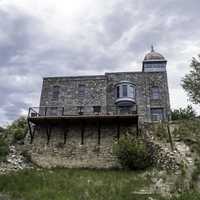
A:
29;123;136;169
28;49;171;169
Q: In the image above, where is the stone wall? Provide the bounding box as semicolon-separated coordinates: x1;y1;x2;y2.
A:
40;75;107;114
106;72;171;122
39;71;170;123
29;123;137;169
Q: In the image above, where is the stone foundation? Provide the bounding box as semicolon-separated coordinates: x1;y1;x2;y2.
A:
29;123;137;169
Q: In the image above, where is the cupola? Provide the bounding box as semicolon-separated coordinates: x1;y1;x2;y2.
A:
143;46;167;72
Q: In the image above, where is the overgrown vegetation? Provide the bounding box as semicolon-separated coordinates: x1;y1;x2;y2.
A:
0;116;28;161
4;116;28;143
0;136;9;162
113;134;152;170
173;119;200;154
171;105;196;120
173;192;200;200
173;119;200;191
182;54;200;105
0;168;165;200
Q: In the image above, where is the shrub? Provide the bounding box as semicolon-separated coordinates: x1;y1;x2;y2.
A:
171;105;196;121
173;192;200;200
6;117;28;143
21;149;32;162
113;134;152;170
0;136;9;162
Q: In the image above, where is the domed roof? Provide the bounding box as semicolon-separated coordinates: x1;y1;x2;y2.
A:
144;46;165;61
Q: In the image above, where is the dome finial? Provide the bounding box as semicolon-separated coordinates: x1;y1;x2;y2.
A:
151;45;154;52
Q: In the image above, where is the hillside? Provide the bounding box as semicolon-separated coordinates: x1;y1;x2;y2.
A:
0;119;200;200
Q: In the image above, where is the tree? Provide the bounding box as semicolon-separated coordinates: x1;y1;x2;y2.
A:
5;116;28;142
182;55;200;104
171;105;196;120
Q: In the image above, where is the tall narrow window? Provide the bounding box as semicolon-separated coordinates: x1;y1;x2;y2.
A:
52;86;60;101
151;87;160;100
122;85;127;97
129;85;135;98
116;86;120;98
78;84;85;97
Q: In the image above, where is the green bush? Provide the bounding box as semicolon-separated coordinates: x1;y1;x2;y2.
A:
113;134;152;170
171;105;196;120
6;117;28;143
173;192;200;200
0;136;9;162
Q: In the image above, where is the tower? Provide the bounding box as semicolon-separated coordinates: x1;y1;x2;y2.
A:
142;46;167;72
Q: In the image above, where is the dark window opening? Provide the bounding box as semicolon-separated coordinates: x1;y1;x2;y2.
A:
116;86;120;98
52;86;60;101
93;106;101;113
78;84;85;97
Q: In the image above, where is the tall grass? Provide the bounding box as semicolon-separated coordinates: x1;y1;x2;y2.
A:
0;168;165;200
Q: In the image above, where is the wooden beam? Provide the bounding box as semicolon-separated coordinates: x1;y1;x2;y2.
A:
27;119;35;144
46;125;52;145
136;117;139;137
98;119;101;145
117;118;120;141
64;127;68;144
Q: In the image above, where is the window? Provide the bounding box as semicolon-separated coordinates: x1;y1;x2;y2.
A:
129;85;135;98
151;108;163;121
151;87;160;100
93;106;101;113
116;86;120;98
52;86;60;101
122;85;127;97
115;81;136;104
78;84;85;97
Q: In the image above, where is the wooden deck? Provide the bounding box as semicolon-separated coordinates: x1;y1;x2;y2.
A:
28;114;139;125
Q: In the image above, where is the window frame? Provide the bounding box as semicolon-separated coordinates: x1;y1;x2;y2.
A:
151;108;164;121
122;85;128;97
78;84;86;97
151;86;160;100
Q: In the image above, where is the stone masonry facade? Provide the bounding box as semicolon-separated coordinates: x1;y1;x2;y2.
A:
28;48;171;168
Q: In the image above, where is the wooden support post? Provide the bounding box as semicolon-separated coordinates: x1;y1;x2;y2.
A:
64;127;68;144
45;107;47;116
27;119;35;144
81;120;85;145
117;118;120;141
46;125;52;145
98;119;101;145
136;117;139;137
62;107;65;116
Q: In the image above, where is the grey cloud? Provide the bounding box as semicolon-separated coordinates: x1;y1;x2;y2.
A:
1;0;200;125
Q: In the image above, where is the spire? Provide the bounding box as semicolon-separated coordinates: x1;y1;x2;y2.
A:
151;45;154;52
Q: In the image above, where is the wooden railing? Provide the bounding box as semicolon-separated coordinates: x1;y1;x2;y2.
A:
28;105;138;118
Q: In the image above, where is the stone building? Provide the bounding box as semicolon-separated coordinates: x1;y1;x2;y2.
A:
27;47;171;168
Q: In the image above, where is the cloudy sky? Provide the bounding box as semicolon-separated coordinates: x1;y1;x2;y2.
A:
0;0;200;125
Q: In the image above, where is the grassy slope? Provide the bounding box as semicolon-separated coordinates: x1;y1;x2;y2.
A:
0;168;165;200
